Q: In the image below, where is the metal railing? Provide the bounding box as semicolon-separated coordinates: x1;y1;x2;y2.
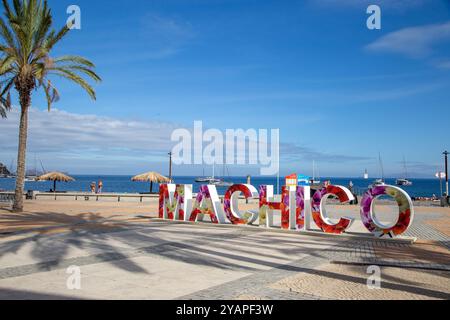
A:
33;192;159;202
30;192;249;203
0;192;15;203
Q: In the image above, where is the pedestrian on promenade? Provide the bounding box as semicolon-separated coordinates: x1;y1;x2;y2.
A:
90;182;96;194
97;180;103;194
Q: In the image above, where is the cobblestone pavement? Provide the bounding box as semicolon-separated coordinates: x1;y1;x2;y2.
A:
0;202;448;300
179;210;450;300
179;237;449;300
269;263;450;300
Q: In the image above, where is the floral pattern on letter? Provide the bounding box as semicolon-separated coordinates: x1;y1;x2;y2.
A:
295;187;306;230
259;185;281;227
224;184;258;225
189;185;219;224
159;184;189;220
360;185;414;238
311;185;354;234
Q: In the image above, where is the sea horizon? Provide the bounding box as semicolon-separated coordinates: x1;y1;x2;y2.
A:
0;174;443;198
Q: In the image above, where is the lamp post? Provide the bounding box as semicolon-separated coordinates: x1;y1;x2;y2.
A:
444;151;449;196
168;152;173;182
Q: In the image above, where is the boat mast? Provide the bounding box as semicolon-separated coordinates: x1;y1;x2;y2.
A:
379;153;385;181
313;160;316;182
39;159;46;174
403;156;408;179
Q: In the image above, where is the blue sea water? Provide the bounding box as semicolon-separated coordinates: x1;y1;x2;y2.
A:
0;175;444;197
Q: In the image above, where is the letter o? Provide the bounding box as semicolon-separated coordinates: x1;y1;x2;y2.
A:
360;185;414;237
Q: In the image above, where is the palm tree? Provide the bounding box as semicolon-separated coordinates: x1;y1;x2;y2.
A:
0;102;8;118
0;0;100;212
0;80;10;117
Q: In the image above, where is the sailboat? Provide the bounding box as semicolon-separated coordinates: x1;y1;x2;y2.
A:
211;162;234;187
25;155;46;182
396;157;413;186
195;163;221;184
310;160;321;185
372;153;385;186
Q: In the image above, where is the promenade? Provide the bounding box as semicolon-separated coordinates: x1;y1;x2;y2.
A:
0;200;448;300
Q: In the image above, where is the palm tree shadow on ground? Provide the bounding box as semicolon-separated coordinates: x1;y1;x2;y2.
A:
0;209;448;299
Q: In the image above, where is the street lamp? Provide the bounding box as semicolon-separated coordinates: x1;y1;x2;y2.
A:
168;152;173;182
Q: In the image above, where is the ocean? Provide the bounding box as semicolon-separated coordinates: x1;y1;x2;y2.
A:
0;176;444;198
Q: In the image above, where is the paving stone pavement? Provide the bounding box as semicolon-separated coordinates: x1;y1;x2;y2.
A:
178;234;449;300
177;254;329;300
0;224;259;280
178;208;450;300
0;209;448;300
405;223;449;248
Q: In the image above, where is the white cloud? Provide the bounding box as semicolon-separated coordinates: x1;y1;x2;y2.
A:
0;107;180;162
0;108;374;175
366;21;450;58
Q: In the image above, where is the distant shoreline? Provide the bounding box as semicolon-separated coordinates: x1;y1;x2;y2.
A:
1;175;439;180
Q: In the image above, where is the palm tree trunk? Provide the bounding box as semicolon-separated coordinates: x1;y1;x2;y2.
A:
12;93;31;212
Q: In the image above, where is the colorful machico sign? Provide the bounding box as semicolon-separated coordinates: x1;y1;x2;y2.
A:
159;183;414;238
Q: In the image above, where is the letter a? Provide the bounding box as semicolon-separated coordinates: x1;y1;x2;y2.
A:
67;5;81;30
367;5;381;30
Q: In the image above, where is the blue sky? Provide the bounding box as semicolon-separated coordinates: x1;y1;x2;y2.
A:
1;0;450;178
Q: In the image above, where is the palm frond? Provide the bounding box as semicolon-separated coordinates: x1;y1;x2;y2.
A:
56;64;101;82
50;67;96;100
0;0;100;115
53;55;95;68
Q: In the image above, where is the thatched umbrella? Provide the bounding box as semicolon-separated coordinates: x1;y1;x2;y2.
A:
131;171;170;193
36;172;75;192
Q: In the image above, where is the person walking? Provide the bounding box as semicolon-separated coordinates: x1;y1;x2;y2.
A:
348;181;354;192
97;180;103;194
90;182;96;194
348;181;358;205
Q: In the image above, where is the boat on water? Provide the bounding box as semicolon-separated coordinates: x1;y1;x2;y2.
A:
371;153;385;187
195;162;233;186
310;161;321;185
372;179;385;186
214;161;234;187
195;163;221;183
23;154;47;182
364;169;369;180
396;157;413;186
396;178;413;186
211;180;234;187
195;177;221;183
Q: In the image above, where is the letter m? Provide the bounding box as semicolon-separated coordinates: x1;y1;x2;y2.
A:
159;184;193;221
